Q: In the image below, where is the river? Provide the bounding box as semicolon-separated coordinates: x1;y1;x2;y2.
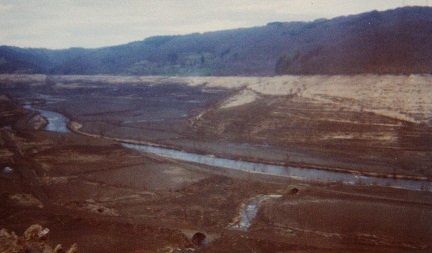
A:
27;105;432;192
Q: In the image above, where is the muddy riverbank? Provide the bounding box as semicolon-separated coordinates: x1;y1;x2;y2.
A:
25;104;432;192
2;75;432;252
3;75;432;179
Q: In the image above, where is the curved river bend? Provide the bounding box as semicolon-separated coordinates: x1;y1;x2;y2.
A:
24;105;69;133
28;105;432;192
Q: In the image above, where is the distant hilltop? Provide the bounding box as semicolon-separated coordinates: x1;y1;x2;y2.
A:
0;6;431;76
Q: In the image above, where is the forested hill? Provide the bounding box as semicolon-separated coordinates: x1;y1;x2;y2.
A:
1;6;431;76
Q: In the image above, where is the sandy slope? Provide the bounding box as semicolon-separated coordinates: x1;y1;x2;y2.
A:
2;74;431;123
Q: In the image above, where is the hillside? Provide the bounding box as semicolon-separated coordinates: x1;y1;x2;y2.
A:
0;6;431;75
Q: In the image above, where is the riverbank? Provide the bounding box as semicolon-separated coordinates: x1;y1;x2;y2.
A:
59;114;432;191
10;77;431;191
2;75;432;252
3;74;432;179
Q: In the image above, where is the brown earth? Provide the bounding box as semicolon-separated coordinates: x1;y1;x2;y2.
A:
1;75;432;252
3;74;427;178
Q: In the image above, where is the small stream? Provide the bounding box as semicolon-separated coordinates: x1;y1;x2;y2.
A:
229;194;282;231
27;105;432;192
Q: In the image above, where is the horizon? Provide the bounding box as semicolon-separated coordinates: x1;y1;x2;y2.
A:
1;0;431;50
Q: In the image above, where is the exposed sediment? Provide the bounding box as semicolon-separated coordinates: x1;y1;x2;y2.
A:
2;74;432;252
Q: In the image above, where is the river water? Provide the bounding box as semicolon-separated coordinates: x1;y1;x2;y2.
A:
229;194;282;231
24;105;69;133
27;105;432;192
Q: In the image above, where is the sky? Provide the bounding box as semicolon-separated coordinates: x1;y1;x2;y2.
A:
0;0;431;49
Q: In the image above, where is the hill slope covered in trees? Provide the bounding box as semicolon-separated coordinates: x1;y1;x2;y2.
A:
0;6;431;75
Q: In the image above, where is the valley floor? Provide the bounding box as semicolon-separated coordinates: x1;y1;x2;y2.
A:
1;74;432;252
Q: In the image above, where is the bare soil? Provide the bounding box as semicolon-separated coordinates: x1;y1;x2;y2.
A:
1;75;432;252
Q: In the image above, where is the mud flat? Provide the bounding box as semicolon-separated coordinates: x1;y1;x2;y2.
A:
27;104;432;192
2;74;432;179
2;75;432;252
2;74;432;181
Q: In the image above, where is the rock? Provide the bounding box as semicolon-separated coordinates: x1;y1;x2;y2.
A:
39;228;50;240
52;243;77;253
0;228;22;253
0;225;78;253
14;111;48;131
53;244;64;253
2;166;13;174
66;243;78;253
24;224;44;240
27;114;48;130
69;121;82;131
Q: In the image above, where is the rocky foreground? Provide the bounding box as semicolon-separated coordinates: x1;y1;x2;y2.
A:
0;224;77;253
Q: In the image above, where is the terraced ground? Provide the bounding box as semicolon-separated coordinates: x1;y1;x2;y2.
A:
1;74;432;252
3;74;431;178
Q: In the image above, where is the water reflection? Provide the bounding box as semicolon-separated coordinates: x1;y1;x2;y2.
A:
24;105;432;192
124;143;432;192
24;105;69;133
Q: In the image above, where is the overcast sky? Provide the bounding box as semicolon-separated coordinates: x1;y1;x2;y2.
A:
0;0;431;49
